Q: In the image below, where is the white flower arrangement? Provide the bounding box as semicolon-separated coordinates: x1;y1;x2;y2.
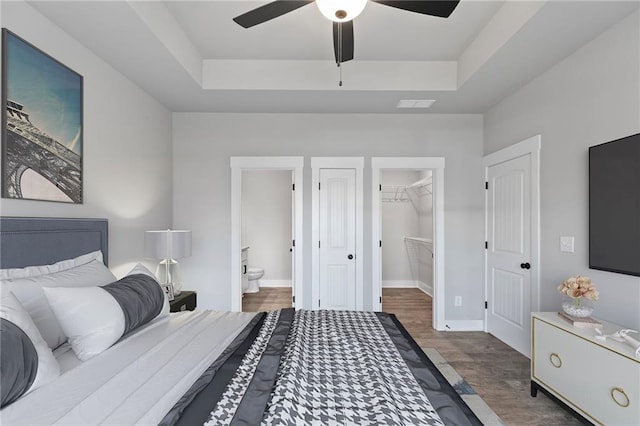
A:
558;275;598;317
557;275;599;301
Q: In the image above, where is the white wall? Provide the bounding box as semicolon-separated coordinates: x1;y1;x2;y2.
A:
484;11;640;328
381;170;420;283
0;2;173;277
173;113;484;320
241;170;292;282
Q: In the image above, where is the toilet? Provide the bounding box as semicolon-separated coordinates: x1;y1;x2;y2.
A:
246;267;264;293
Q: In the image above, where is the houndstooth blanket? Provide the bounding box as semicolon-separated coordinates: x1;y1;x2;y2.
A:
162;309;481;426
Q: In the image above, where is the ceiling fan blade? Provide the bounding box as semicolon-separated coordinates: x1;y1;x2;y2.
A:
233;1;314;28
333;21;354;63
371;0;460;18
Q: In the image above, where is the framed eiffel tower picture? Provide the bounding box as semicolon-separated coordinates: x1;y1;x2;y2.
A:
2;29;83;203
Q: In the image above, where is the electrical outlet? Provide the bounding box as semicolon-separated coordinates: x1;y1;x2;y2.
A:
454;296;462;307
560;236;575;253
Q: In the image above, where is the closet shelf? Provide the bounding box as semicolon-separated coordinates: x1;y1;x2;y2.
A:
381;176;432;203
406;177;432;197
403;237;432;245
381;185;410;203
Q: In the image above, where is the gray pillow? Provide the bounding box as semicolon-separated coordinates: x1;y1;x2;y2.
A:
102;274;165;335
0;292;60;407
1;318;38;408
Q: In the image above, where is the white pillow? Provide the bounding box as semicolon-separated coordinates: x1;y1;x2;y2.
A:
0;251;117;349
1;292;60;407
42;287;125;361
43;264;169;361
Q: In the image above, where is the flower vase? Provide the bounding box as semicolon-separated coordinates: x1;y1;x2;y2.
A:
562;297;594;318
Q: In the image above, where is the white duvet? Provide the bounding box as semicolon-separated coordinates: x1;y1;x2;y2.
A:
1;310;256;425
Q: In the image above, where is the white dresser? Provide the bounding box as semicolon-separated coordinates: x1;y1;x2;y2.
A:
531;312;639;425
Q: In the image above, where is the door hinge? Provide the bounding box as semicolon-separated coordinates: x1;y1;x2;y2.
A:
292;239;295;247
485;181;489;190
318;241;321;248
318;299;320;308
485;241;488;249
292;295;295;303
485;301;488;309
379;240;382;247
379;184;382;191
292;184;295;191
318;182;321;190
380;296;382;303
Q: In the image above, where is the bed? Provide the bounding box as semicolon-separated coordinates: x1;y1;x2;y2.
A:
0;217;482;425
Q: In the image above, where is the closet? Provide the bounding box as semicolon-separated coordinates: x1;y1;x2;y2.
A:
381;170;434;295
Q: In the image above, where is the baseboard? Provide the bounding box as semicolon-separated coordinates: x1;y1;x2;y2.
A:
442;320;484;331
382;280;417;288
417;280;433;297
259;279;292;288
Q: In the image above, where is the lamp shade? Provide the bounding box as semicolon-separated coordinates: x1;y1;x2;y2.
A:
316;0;367;22
144;230;192;260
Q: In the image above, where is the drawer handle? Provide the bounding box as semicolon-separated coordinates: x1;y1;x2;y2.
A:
611;387;630;408
549;353;562;368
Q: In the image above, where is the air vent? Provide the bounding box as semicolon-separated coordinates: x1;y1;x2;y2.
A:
396;99;436;109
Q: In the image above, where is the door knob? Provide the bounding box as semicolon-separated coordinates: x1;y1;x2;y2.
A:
520;262;531;269
348;254;354;260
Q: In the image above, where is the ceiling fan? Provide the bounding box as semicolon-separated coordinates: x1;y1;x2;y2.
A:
233;0;461;64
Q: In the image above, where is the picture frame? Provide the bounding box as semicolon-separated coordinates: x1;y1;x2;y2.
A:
162;284;175;301
1;28;83;203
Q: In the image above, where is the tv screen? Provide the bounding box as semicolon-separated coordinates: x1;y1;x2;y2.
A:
589;133;640;277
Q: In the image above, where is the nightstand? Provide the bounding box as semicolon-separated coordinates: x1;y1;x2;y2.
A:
170;291;197;312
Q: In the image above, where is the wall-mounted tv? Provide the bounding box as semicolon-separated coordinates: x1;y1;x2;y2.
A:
589;133;640;277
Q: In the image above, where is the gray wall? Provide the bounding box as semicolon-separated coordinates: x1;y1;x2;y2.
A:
484;11;640;328
0;2;173;277
241;170;292;282
172;113;484;320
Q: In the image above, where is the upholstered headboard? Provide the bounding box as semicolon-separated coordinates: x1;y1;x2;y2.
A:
0;217;108;268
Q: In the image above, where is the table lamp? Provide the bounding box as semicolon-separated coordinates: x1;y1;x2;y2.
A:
144;229;192;295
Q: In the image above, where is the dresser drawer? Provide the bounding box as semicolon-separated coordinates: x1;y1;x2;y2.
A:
533;318;639;425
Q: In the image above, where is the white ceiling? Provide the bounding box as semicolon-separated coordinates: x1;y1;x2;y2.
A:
27;0;640;114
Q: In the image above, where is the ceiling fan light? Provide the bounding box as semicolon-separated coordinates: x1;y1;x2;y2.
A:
316;0;367;22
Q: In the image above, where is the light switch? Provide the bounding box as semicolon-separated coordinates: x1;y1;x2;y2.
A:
560;236;575;253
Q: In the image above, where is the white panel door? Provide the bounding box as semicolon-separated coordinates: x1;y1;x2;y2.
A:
290;171;295;307
319;169;356;310
487;154;532;356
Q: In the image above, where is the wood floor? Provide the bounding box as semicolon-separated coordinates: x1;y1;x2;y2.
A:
242;287;292;312
243;287;581;425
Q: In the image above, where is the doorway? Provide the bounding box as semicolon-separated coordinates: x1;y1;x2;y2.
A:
241;170;294;312
372;157;445;330
230;157;304;312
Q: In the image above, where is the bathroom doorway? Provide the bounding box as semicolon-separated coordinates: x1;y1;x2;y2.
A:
230;157;304;312
372;158;445;330
241;170;293;312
